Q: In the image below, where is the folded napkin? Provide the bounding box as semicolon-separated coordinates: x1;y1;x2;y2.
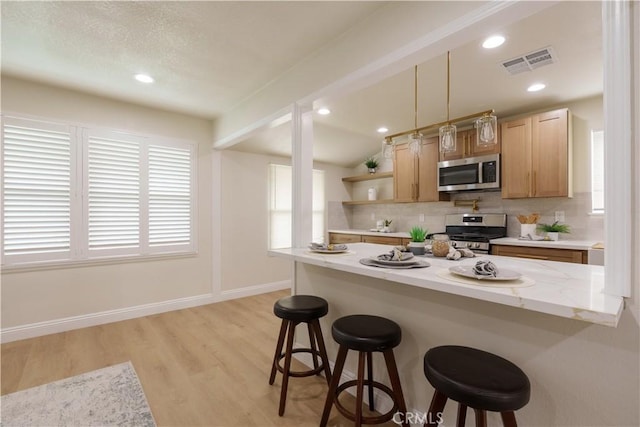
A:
309;242;347;251
377;248;414;261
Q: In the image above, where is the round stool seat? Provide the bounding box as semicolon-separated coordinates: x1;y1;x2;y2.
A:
273;295;328;322
332;314;401;352
424;345;530;412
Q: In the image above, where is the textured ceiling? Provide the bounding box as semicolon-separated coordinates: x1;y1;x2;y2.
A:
1;1;602;167
1;1;385;118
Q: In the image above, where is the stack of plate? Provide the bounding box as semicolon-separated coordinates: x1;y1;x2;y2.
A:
308;243;348;254
360;253;430;269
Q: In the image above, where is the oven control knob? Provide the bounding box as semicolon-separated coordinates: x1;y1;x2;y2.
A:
451;241;457;248
472;242;480;249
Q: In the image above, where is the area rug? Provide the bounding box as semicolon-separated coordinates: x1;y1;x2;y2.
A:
1;361;156;426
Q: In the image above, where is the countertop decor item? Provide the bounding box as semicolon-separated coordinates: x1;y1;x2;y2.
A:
407;226;428;255
364;156;379;174
431;234;450;257
537;221;570;241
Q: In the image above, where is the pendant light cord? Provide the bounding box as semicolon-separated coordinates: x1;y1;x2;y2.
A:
446;51;451;124
414;65;418;129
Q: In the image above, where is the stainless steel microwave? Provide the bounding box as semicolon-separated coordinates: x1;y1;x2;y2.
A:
437;153;500;192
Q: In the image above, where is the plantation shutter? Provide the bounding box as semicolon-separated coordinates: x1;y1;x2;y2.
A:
1;118;74;261
87;132;140;252
148;144;192;248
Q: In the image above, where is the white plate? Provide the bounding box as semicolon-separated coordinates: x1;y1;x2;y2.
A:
309;248;349;254
449;265;522;281
373;256;417;266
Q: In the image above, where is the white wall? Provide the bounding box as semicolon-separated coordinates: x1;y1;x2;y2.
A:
1;76;213;329
218;149;350;291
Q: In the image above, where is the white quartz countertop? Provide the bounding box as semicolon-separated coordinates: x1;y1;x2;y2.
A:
490;237;601;250
269;242;623;327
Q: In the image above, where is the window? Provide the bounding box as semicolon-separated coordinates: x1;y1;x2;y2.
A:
591;129;604;213
1;116;196;267
268;164;325;249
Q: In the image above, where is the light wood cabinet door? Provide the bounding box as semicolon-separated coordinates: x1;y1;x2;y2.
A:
439;129;500;161
501;117;533;199
491;244;587;264
393;144;417;202
362;235;403;245
531;109;569;197
328;233;361;244
502;108;570;199
417;137;448;202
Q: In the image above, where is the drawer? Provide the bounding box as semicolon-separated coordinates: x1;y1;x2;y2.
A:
328;233;362;244
491;244;587;264
361;235;403;245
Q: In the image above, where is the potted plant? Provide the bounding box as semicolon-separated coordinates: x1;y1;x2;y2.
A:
364;156;379;174
407;226;428;255
537;221;570;241
382;219;392;233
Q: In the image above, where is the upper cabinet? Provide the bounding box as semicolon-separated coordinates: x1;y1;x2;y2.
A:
501;108;572;199
394;137;449;202
439;127;501;162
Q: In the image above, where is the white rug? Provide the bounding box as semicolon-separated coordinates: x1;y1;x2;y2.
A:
1;361;156;427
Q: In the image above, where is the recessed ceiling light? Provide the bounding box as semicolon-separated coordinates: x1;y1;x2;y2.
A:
318;108;331;115
482;35;505;49
134;74;154;84
527;83;546;92
377;127;389;133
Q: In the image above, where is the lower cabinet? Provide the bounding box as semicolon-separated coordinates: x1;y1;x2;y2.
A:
328;232;410;246
491;244;587;264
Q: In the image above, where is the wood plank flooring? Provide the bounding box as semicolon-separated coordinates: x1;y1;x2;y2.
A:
1;290;397;426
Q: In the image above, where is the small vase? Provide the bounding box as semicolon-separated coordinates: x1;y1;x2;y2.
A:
368;167;377;174
407;242;426;255
546;232;559;241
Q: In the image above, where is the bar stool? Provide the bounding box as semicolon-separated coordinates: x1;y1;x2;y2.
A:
320;314;409;427
269;295;332;416
423;345;531;427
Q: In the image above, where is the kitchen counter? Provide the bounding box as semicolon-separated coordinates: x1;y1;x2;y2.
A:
269;242;623;327
490;237;601;250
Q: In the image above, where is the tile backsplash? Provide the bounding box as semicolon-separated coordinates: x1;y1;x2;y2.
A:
329;191;603;241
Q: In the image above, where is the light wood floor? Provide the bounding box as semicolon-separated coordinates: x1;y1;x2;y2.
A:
1;290;397;426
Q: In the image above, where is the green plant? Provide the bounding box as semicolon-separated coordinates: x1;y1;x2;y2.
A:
364;156;379;169
383;219;392;227
408;226;428;242
537;221;571;233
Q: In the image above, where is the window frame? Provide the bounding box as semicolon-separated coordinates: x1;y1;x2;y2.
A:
1;114;197;270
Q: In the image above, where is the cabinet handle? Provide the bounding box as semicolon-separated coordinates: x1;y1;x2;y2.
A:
415;182;419;199
526;172;530;196
533;171;537;196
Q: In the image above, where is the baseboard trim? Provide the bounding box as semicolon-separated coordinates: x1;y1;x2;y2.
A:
1;280;292;344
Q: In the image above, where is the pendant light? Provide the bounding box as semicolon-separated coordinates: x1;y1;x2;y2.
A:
439;51;457;153
476;112;497;146
382;137;394;159
408;65;423;156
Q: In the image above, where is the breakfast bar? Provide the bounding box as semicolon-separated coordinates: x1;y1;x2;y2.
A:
269;243;632;426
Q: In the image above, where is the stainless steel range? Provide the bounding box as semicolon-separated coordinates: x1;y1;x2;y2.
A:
441;213;507;254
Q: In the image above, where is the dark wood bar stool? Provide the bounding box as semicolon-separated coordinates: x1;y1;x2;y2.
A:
320;314;409;427
269;295;332;416
423;345;531;427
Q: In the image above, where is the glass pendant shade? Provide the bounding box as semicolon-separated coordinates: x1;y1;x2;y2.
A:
439;124;457;153
408;132;423;156
476;114;497;146
382;139;394;159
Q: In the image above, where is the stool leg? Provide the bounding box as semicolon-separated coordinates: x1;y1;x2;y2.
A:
382;349;409;427
355;351;366;427
473;408;487;427
310;319;332;384
269;319;288;385
425;390;448;427
278;320;298;416
366;351;374;412
307;322;319;372
320;345;348;427
456;404;467;427
500;411;518;427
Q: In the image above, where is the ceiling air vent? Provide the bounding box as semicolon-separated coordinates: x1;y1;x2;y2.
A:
501;46;557;75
